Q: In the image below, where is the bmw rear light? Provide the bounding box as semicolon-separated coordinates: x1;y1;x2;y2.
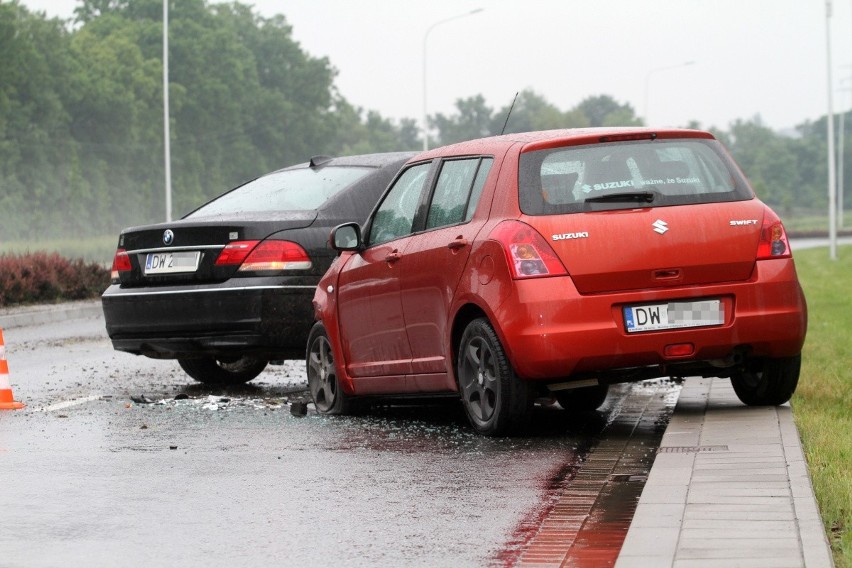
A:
110;249;131;283
215;240;312;271
756;209;791;260
490;221;568;279
215;241;257;266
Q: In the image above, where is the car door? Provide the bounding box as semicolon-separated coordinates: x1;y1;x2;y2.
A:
399;157;494;376
336;162;432;378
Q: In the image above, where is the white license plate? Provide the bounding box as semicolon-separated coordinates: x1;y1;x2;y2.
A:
623;299;723;333
144;251;200;275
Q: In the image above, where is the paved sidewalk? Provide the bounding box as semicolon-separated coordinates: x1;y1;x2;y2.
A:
616;377;834;567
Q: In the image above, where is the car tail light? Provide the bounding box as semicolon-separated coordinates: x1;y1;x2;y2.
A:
756;209;791;260
490;221;568;279
110;249;131;283
215;240;312;271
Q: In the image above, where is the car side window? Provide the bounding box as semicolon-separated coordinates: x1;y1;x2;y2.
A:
426;158;493;230
368;163;431;246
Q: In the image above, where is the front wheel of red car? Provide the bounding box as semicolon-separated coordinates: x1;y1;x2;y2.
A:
730;355;801;406
457;318;533;436
306;322;358;415
178;356;267;386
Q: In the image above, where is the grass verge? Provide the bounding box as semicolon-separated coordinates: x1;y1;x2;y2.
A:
792;246;852;567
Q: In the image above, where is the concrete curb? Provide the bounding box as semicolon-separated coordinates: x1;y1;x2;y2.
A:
616;377;834;567
0;299;103;329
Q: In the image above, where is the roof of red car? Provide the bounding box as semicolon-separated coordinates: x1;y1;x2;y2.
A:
415;127;716;160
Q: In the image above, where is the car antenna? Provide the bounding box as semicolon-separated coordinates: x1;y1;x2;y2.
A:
499;92;519;135
309;155;333;168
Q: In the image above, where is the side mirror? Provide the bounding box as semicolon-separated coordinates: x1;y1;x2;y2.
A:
330;222;362;251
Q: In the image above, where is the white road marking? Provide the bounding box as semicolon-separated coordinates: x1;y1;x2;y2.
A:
36;394;104;412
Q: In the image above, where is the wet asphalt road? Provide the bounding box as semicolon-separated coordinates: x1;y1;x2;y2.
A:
0;314;678;567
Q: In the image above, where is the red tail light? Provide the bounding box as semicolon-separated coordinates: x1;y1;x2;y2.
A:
110;249;131;283
215;240;312;271
756;209;791;260
490;221;568;279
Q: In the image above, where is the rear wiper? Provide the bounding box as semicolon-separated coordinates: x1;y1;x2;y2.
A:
584;191;656;204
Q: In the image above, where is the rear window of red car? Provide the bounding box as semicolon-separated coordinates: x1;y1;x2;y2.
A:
518;139;752;215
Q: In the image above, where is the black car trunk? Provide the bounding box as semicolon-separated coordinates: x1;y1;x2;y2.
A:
116;212;317;286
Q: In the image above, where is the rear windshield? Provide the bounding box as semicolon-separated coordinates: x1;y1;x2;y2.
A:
519;139;751;215
186;166;373;217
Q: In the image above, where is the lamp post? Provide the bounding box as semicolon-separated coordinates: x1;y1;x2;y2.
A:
643;61;695;126
826;0;837;260
422;8;483;151
163;0;172;222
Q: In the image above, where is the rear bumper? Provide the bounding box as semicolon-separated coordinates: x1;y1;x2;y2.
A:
101;280;316;359
493;258;807;380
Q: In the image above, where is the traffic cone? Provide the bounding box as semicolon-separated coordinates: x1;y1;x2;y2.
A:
0;327;24;410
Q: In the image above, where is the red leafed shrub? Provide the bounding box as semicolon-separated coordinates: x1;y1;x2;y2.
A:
0;252;110;307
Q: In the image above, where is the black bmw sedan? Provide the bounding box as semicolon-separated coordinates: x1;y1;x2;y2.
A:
102;152;414;385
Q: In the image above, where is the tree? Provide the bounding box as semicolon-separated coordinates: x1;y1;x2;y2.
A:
430;95;494;146
576;94;642;127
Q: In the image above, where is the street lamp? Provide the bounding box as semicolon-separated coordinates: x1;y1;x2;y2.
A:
826;0;837;260
643;61;695;126
422;8;483;151
163;0;172;222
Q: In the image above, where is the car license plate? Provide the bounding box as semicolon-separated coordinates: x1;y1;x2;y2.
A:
623;299;723;333
144;251;200;275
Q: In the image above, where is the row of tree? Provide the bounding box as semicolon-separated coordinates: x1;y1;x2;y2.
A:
0;0;842;241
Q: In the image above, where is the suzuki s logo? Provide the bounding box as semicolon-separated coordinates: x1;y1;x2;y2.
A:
652;220;669;234
163;229;174;245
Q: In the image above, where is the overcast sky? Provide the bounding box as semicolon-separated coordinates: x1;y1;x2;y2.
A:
18;0;852;133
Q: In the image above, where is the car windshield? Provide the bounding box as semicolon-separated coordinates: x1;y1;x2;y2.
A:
186;166;373;217
518;139;751;215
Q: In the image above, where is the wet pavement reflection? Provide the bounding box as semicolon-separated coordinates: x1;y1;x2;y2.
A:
500;379;681;567
1;319;681;567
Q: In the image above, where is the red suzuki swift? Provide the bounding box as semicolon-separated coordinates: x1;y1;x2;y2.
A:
308;128;807;436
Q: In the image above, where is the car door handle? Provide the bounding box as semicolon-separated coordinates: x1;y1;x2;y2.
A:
447;237;469;251
385;250;402;263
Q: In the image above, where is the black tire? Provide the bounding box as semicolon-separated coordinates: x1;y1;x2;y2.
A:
457;318;533;436
177;356;267;386
555;384;609;412
306;322;357;415
731;355;801;406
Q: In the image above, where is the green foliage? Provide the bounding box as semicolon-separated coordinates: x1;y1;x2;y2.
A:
0;251;110;306
1;1;847;244
0;0;417;242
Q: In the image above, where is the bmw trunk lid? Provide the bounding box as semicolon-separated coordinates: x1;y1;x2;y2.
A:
116;211;317;286
529;200;766;294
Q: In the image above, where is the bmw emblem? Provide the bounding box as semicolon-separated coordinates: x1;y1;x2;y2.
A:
163;229;174;245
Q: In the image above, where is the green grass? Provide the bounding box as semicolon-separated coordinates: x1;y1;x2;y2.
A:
792;246;852;567
0;235;116;265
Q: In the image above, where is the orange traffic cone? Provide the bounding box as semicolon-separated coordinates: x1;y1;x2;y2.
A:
0;327;24;410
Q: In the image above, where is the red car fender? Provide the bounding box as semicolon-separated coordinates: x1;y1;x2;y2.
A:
313;252;359;396
445;237;521;377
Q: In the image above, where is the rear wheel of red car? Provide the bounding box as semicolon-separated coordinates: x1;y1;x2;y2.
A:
457;318;533;436
731;355;801;406
555;384;609;412
306;322;358;415
178;356;267;386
